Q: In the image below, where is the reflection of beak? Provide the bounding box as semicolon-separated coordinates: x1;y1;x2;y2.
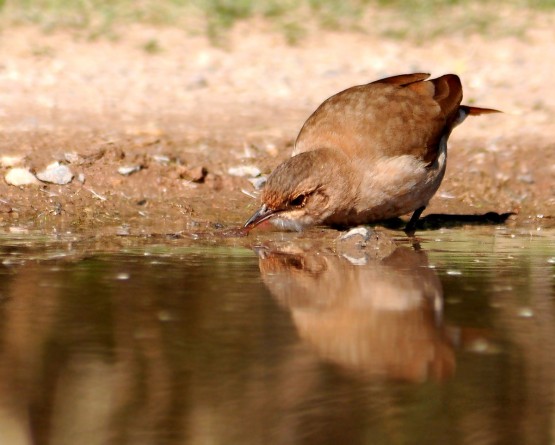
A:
244;204;279;229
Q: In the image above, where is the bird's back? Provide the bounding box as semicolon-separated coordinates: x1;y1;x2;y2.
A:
293;73;464;166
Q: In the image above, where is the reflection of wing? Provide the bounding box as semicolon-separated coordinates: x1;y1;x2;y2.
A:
259;246;455;382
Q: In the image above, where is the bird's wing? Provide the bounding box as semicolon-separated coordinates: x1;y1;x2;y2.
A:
373;72;430;86
294;74;465;166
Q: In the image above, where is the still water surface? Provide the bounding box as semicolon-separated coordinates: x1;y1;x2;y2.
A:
0;228;554;445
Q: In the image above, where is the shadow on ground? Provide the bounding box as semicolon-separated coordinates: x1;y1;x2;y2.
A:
380;212;515;231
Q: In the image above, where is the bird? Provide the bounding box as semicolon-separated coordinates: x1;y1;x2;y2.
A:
244;73;499;233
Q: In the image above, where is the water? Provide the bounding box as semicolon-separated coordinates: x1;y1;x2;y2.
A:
0;228;554;445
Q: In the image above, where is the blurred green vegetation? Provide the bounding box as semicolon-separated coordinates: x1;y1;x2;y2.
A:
0;0;554;42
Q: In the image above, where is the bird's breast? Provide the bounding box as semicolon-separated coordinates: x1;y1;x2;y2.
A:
336;139;448;224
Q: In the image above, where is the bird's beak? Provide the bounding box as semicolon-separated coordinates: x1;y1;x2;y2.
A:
244;204;279;229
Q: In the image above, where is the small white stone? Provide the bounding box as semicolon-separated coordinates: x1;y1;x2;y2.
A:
439;191;455;199
36;162;74;184
248;176;267;190
5;168;39;186
9;226;29;234
64;152;81;164
340;227;371;241
0;155;24;167
227;165;261;177
152;154;170;164
118;165;142;176
116;225;130;236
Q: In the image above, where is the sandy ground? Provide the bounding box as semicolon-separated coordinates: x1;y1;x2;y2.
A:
1;20;554;237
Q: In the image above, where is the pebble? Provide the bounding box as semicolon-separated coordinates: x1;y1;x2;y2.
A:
180;166;207;183
228;165;261;177
9;226;29;234
5;167;39;186
0;201;12;213
0;155;24;167
116;225;130;236
248;176;267;190
151;154;171;164
439;191;456;199
337;227;373;257
36;162;74;185
118;165;142;176
517;173;534;184
64;149;105;165
339;227;371;241
64;152;81;164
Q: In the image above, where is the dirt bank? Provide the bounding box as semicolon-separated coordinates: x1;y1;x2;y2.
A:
1;23;554;236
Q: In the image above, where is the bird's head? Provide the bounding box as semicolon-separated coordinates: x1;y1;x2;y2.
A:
244;149;358;231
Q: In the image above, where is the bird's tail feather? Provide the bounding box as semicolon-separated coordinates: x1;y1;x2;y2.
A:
461;105;502;115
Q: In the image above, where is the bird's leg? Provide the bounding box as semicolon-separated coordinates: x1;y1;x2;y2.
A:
404;206;426;234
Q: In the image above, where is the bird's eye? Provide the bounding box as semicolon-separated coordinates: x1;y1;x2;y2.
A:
290;194;306;207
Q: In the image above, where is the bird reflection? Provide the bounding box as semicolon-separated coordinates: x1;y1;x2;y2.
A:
257;244;455;382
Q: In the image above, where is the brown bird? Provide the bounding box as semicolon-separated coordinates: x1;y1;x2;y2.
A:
244;73;498;232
